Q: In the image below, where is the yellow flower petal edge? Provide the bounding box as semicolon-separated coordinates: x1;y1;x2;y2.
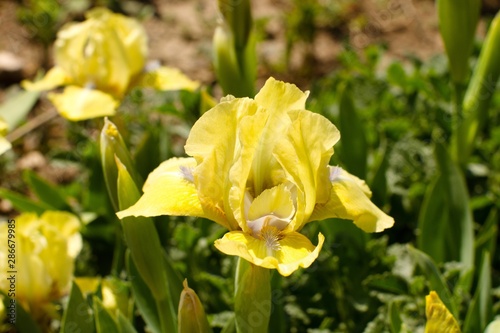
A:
214;231;325;276
309;167;394;233
48;86;118;121
254;77;309;114
425;291;461;333
137;66;200;92
21;66;71;91
116;157;228;228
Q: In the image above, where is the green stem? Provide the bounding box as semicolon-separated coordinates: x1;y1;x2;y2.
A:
234;258;271;333
110;222;125;276
451;82;466;162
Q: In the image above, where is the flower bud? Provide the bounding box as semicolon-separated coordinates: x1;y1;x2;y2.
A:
100;117;142;211
213;0;256;97
437;0;480;84
458;12;500;162
178;279;212;333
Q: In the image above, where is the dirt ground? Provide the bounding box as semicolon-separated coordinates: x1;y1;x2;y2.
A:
0;0;446;89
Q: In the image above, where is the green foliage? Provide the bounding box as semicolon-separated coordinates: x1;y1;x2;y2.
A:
1;2;500;333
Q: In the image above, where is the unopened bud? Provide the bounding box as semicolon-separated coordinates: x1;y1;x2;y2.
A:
178;279;212;333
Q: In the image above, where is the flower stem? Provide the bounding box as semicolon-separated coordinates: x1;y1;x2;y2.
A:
234;258;271;333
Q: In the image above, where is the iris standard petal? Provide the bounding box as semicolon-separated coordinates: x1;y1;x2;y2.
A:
254;77;309;114
48;86;118;121
21;66;71;91
186;98;262;230
104;8;148;76
137;66;200;92
214;231;324;276
274;110;340;230
309;168;394;232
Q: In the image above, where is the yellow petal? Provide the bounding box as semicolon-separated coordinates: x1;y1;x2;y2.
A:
309;167;394;233
254;77;309;114
102;8;148;76
21;66;71;91
214;231;325;276
40;211;82;258
274;110;340;230
248;183;295;222
116;157;228;228
425;291;461;333
0;136;11;155
48;86;118;121
137;66;200;91
185;98;262;230
55;10;131;96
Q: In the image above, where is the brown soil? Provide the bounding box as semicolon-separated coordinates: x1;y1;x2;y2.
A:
0;0;447;90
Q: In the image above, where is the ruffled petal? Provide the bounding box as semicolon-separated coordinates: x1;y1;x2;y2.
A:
55;12;131;96
254;77;309;114
48;86;118;121
22;67;71;91
185;98;262;230
273;110;340;230
309;167;394;232
214;231;324;276
137;66;200;91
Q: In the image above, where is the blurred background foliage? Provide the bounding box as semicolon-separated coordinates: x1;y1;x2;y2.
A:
0;0;499;332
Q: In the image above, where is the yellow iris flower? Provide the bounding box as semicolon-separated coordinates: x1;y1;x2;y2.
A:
425;291;461;333
22;8;199;121
0;211;82;318
118;78;394;276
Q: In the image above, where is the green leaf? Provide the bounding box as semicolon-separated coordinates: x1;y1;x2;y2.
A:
93;296;119;333
0;188;52;214
338;83;367;178
388;301;402;333
117;312;138;333
234;258;271;333
369;144;390;207
0;88;40;130
1;293;42;333
475;209;497;269
163;252;184;308
409;246;458;318
417;175;448;263
23;169;71;210
463;252;492;333
126;253;161;333
365;273;409;295
434;142;474;269
61;282;95;333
